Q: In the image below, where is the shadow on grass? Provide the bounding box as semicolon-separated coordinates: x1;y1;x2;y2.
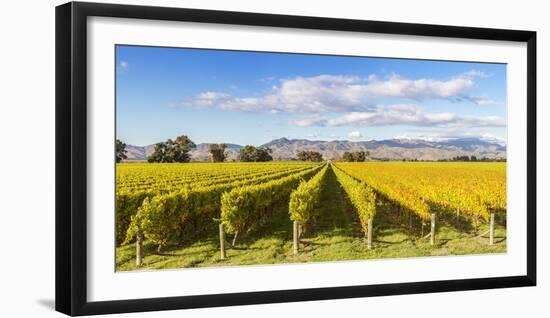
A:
375;238;411;245
310;167;361;237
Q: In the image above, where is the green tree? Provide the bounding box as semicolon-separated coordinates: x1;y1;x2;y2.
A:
255;147;273;162
147;135;196;163
308;151;323;162
342;152;354;162
173;135;196;162
239;145;257;162
342;151;369;162
296;150;308;161
209;143;227;162
239;146;273;162
352;151;368;162
115;139;128;163
148;142;169;163
296;150;323;162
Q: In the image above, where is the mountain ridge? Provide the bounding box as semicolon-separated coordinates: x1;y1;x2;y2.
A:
124;137;506;162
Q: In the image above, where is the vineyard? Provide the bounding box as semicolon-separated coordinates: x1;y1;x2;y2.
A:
115;161;506;271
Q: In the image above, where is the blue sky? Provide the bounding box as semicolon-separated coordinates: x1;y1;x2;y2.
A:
116;45;507;146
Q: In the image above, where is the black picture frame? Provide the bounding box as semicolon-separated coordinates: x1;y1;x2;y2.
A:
55;1;537;316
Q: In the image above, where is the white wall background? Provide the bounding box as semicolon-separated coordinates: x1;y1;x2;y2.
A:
0;0;546;316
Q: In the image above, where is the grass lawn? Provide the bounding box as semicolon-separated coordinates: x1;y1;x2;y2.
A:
116;166;506;271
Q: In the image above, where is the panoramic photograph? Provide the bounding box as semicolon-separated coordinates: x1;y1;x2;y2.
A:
115;45;507;271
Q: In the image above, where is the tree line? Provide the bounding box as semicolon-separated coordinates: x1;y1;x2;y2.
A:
341;151;370;162
437;155;506;162
296;150;323;162
116;136;374;163
116;135;275;163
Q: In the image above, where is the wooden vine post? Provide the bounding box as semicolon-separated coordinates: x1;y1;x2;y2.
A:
136;232;143;267
232;231;239;246
489;212;495;245
219;223;226;259
456;207;460;226
293;221;299;254
430;213;436;246
367;218;373;249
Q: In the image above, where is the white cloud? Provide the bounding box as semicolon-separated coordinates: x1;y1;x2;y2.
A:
360;73;474;100
182;72;495;113
395;130;507;145
464;96;496;105
119;60;129;70
259;76;276;82
291;104;505;128
461;70;490;79
291;115;328;127
480;133;507;146
348;131;363;139
393;133;446;142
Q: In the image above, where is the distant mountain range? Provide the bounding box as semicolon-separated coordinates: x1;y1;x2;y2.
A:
124;137;506;162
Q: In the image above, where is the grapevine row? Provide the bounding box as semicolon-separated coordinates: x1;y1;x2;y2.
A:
116;164;316;245
220;164;325;238
288;164;328;233
332;164;376;236
335;162;505;222
117;162;316;191
122;164;323;248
